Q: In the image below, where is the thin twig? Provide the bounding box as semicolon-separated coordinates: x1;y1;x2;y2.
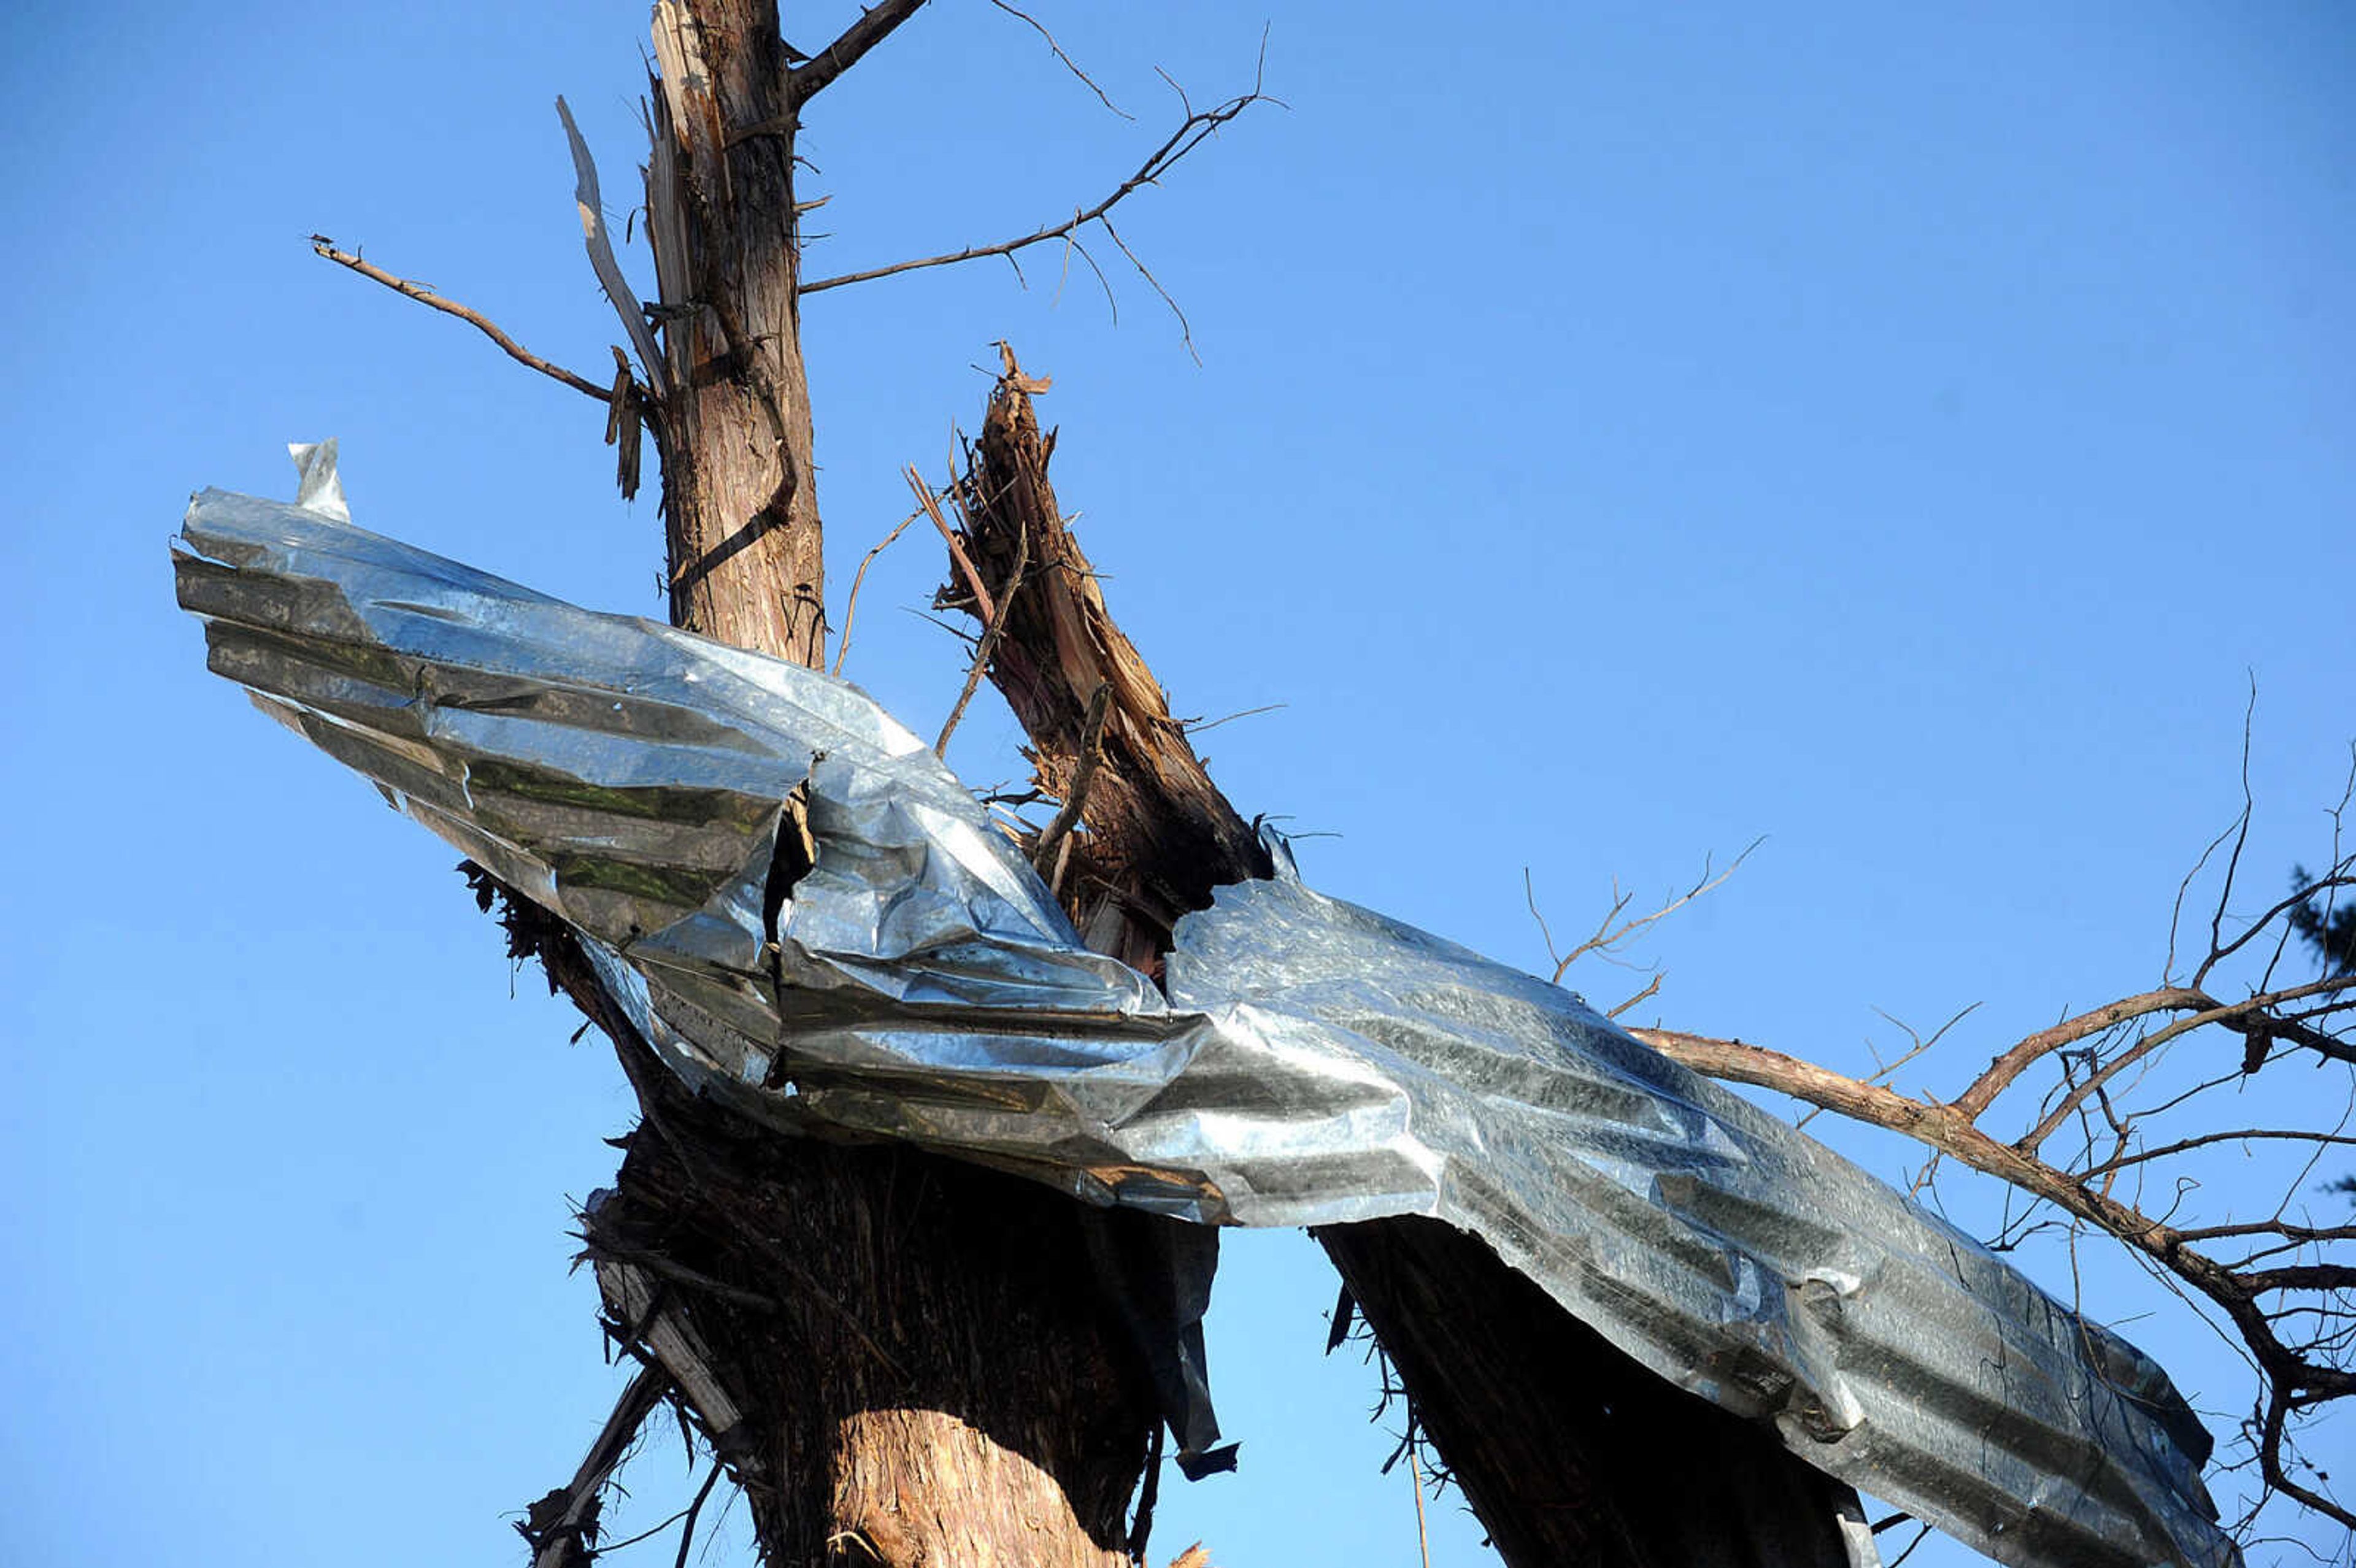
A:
834;506;922;675
1180;702;1286;735
934;515;1029;756
2081;1129;2356;1180
1098;209;1196;361
672;1461;723;1568
985;0;1131;118
309;237;610;402
1606;974;1663;1019
1539;838;1763;985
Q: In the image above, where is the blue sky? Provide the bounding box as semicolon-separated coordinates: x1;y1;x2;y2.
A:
3;3;2350;1564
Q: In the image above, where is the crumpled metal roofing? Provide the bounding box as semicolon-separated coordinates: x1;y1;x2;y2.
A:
174;449;2239;1568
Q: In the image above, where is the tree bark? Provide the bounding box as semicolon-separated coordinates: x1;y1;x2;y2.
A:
952;358;1866;1568
586;5;1160;1562
646;0;826;663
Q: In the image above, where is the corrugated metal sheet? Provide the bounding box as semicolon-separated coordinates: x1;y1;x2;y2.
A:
172;451;2239;1568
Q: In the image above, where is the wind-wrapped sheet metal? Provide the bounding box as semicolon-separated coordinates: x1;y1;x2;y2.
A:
173;459;2239;1568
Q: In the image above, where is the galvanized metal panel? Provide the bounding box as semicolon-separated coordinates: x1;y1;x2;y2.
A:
172;454;2238;1568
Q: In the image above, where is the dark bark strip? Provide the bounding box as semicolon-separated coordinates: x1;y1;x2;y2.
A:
953;355;1860;1568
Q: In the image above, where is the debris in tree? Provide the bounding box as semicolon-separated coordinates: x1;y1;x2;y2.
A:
174;447;2239;1568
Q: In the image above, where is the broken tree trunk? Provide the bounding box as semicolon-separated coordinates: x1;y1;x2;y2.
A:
558;4;1164;1562
952;352;1867;1568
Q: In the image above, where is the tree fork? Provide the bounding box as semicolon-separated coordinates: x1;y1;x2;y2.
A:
952;355;1865;1567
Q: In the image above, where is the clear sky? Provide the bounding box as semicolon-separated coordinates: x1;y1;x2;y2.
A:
3;4;2350;1565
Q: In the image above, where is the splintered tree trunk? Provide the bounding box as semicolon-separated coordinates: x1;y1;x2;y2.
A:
585;3;1159;1562
953;359;1866;1568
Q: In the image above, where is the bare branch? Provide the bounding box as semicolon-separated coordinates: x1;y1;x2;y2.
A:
1954;989;2200;1120
672;1462;724;1568
2018;974;2356;1155
1605;974;1662;1020
2195;679;2263;990
790;0;932;106
1180;702;1286;736
1098;209;1196;361
1542;838;1761;985
799;84;1272;298
2080;1128;2356;1180
309;237;611;403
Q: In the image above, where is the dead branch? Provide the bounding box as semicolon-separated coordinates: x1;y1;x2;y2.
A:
909;464;994;623
789;0;931;106
1528;837;1761;985
516;1362;674;1568
798;77;1273;315
1605;973;1662;1020
2085;1129;2356;1179
671;1462;723;1568
604;347;645;501
309;237;612;404
831;504;920;677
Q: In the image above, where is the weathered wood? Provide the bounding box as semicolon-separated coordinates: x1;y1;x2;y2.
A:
954;356;1863;1568
949;348;1271;977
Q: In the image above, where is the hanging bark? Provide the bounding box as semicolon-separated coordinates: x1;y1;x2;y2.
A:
951;353;1865;1568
